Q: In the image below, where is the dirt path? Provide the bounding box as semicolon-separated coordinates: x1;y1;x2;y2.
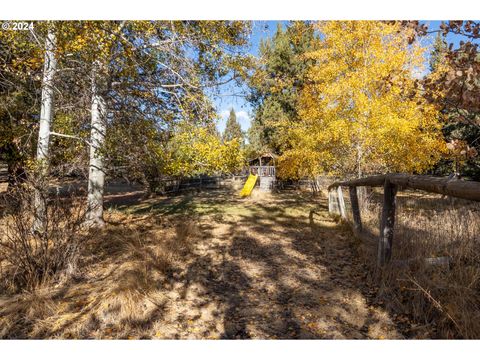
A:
1;188;412;339
126;189;403;339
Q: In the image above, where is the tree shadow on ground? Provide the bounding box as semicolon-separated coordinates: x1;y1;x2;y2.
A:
0;187;432;339
170;190;406;339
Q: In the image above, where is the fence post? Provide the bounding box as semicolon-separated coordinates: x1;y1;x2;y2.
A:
378;178;397;266
337;186;347;220
349;186;362;233
328;188;338;215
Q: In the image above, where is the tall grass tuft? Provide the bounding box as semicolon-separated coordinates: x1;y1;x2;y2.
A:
353;188;480;338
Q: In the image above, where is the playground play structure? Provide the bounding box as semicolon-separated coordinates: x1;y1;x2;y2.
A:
139;152;277;197
239;153;277;196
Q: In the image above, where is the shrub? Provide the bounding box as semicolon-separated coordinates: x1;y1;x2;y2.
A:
0;180;87;292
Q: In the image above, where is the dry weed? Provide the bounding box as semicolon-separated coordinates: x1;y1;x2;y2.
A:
0;210;199;339
348;188;480;338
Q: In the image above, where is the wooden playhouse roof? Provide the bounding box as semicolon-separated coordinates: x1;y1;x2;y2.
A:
248;152;278;163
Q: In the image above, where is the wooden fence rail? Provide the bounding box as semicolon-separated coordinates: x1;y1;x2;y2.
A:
328;174;480;267
156;176;225;194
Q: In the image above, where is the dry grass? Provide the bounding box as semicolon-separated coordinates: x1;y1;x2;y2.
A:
1;187;409;339
5;180;475;339
0;208;200;339
348;188;480;338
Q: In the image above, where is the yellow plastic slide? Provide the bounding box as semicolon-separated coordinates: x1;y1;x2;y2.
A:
239;174;258;197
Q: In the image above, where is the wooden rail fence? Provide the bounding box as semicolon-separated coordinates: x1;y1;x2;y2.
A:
328;174;480;267
155;176;225;194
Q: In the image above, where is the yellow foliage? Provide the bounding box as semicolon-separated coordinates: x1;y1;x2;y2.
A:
164;124;245;177
279;21;446;179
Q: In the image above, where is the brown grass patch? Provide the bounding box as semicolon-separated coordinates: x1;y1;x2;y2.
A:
0;208;200;339
346;188;480;338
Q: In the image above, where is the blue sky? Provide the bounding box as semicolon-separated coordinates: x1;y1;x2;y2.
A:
214;20;472;135
214;21;284;134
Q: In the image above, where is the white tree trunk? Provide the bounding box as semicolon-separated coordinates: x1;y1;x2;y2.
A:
34;27;57;231
85;62;107;226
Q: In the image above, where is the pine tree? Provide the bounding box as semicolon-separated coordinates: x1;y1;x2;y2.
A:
428;31;480;180
223;108;244;145
429;32;447;71
247;21;316;155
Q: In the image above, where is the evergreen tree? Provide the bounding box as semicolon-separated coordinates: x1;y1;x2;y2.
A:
223;108;244;145
428;32;480;180
429;32;447;71
247;21;317;155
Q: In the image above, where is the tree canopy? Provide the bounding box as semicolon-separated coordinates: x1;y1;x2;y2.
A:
247;22;317;156
223;108;244;146
275;21;445;179
2;19;479;194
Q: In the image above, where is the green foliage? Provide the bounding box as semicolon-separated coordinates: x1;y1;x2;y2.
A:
429;32;448;71
0;28;44;184
426;29;480;180
247;21;317;155
222;108;244;145
1;21;253;187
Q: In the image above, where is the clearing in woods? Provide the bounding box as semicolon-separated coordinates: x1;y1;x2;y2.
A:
0;187;432;339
